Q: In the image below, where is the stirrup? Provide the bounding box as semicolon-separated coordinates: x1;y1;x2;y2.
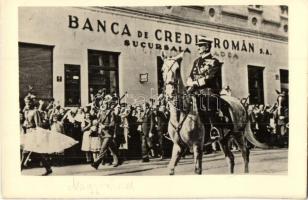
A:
210;126;221;140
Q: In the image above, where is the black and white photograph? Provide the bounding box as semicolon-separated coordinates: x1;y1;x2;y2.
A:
18;5;290;176
1;1;307;199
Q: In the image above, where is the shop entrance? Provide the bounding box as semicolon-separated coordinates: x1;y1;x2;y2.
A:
247;65;265;105
88;50;119;102
19;43;53;101
64;64;81;107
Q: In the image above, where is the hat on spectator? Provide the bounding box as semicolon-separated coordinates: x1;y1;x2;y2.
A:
104;94;113;103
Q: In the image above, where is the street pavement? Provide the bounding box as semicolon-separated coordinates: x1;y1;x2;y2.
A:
21;148;288;176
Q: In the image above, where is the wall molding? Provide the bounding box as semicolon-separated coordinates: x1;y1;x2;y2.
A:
79;6;288;43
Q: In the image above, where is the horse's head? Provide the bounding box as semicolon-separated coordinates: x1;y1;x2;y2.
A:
161;51;184;99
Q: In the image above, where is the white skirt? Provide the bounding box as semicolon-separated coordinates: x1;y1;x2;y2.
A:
90;137;102;152
22;127;78;154
81;131;92;151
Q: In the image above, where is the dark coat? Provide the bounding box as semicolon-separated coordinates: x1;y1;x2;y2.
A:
140;109;153;136
98;110;115;138
156;110;170;134
190;54;222;94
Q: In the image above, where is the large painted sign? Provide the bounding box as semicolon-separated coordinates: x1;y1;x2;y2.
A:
68;15;272;56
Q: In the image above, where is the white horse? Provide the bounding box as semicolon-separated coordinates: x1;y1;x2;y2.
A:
162;52;205;175
161;52;268;175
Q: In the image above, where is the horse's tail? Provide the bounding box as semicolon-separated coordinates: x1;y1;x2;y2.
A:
221;95;269;149
244;120;269;149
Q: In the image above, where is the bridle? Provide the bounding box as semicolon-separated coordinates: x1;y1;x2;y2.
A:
162;58;191;148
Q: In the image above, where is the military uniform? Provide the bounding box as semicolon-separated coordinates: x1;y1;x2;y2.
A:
188;53;221;95
187;36;226;140
91;108;119;169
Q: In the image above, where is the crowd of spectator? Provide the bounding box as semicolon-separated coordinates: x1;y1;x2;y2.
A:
20;89;173;168
20;88;289;168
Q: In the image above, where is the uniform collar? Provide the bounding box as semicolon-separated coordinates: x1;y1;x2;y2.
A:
201;52;211;59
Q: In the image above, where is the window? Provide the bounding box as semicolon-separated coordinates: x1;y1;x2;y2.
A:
283;24;288;32
88;50;119;102
209;8;215;17
65;65;81;107
252;17;258;25
280;5;288;15
247;65;265;105
248;5;262;9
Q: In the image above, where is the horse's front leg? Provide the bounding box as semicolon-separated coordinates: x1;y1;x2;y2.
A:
168;143;183;175
193;143;203;175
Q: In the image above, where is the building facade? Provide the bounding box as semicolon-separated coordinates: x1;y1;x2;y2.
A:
18;6;288;107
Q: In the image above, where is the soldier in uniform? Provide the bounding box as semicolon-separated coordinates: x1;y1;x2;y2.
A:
187;35;221;94
186;35;225;140
91;95;119;169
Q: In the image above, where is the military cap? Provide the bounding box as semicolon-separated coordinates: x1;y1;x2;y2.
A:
196;35;213;46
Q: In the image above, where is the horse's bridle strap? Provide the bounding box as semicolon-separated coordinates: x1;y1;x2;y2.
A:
169;112;190;148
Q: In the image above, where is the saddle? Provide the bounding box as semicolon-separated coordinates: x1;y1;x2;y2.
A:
176;89;233;140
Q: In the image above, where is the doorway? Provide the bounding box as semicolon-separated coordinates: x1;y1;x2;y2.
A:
247;65;265;105
65;64;81;107
279;69;289;93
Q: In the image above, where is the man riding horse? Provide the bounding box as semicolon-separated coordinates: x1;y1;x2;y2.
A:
186;35;231;141
161;36;267;175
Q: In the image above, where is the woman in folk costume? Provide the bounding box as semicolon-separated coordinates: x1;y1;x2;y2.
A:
89;119;102;161
118;104;130;161
21;95;52;175
81;112;93;163
50;113;65;166
21;95;78;175
61;108;83;163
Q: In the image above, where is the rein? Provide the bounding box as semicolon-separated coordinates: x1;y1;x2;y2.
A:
168;102;190;148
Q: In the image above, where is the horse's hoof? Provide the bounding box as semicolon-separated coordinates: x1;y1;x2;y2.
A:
194;168;202;175
169;169;175;175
